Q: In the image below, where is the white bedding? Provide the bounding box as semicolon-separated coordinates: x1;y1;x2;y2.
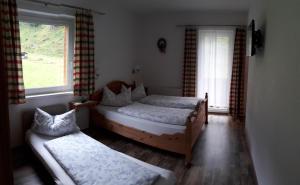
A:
44;132;159;185
26;130;176;185
118;102;193;126
139;95;202;109
96;105;186;135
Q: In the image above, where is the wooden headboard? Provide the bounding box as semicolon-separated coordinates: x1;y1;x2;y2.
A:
22;104;68;144
89;81;135;102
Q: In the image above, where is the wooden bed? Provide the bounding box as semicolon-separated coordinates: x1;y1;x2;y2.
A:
89;81;208;165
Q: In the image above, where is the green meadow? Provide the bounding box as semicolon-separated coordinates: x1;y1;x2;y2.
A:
19;22;66;89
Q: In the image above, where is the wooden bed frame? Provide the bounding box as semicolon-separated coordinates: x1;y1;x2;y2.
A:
89;81;208;165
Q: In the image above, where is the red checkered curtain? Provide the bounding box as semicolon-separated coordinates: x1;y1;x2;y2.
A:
182;28;198;97
229;28;246;119
0;3;13;184
73;11;95;96
0;0;25;104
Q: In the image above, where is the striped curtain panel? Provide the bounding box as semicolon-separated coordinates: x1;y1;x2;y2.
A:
73;11;95;96
182;28;198;97
0;3;13;185
229;28;246;119
0;0;25;104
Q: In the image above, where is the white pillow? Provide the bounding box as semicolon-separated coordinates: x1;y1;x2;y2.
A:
121;85;130;93
31;108;80;137
131;84;147;101
101;86;132;106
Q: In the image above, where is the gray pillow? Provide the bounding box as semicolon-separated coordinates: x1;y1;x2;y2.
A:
101;86;132;107
131;84;147;101
31;108;80;137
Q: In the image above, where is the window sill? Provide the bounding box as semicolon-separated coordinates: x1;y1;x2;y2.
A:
26;91;73;99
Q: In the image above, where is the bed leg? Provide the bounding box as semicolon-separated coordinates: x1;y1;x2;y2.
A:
185;130;193;168
184;113;194;167
185;151;192;167
205;93;208;124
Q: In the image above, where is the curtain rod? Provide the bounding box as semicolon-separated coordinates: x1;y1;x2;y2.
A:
18;8;75;19
176;24;246;28
24;0;106;15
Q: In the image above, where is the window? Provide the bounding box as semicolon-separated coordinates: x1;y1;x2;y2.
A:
19;13;74;95
197;29;235;112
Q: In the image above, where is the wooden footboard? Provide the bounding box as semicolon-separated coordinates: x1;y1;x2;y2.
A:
185;93;208;164
90;109;187;155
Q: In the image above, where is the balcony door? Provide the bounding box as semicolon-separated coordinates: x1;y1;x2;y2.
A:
197;29;235;112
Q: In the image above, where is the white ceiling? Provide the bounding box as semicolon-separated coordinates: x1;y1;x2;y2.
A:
119;0;250;13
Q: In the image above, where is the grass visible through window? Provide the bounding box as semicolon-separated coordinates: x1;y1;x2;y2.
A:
20;22;67;89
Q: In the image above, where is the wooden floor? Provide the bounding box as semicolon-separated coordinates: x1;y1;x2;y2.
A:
13;115;257;185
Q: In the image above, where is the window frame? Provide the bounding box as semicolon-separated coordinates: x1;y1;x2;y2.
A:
18;10;75;96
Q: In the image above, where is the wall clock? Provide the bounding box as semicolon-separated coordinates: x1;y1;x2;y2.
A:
157;38;167;53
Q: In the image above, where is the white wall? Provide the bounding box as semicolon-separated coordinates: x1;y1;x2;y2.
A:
136;11;248;96
246;0;300;184
11;0;139;147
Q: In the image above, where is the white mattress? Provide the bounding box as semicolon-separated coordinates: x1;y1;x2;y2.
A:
96;105;186;135
26;130;176;185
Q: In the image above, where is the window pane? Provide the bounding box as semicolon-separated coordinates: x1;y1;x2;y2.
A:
20;22;67;89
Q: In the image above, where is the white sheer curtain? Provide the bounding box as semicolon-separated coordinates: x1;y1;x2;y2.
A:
197;29;235;111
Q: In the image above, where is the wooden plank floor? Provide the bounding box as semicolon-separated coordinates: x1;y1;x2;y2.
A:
13;115;257;185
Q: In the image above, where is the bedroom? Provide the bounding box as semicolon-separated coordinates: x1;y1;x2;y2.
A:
0;0;299;185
